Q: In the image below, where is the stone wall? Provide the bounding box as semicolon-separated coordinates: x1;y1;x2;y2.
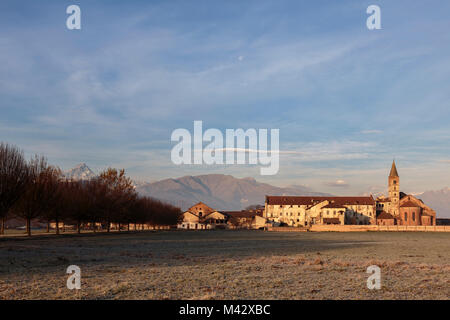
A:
267;225;450;232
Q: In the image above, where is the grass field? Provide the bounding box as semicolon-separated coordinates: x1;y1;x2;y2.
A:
0;230;449;300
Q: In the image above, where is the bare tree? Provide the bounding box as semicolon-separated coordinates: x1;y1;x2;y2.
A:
0;143;30;234
65;180;92;234
13;156;60;236
2;143;182;236
98;168;136;232
40;176;68;234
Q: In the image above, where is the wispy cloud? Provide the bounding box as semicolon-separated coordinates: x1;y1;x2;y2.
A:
361;130;383;134
0;1;450;193
324;180;350;188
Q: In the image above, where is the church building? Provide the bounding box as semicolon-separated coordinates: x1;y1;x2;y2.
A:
376;161;436;226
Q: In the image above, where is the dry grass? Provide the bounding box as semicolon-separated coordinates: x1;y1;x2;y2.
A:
0;230;449;299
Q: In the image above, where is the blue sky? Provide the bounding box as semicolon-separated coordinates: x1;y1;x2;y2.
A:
1;0;450;195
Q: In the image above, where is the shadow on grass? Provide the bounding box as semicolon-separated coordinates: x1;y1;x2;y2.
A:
0;230;384;273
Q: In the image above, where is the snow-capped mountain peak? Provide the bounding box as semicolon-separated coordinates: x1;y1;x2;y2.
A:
64;163;96;181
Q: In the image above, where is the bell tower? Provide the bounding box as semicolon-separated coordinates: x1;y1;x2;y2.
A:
388;160;400;217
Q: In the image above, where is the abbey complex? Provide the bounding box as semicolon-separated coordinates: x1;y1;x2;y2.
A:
178;161;437;230
264;161;436;227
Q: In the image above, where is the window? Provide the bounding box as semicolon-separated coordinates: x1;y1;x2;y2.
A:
404;212;407;221
412;212;415;221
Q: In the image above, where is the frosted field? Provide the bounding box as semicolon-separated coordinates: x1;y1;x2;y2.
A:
0;230;449;299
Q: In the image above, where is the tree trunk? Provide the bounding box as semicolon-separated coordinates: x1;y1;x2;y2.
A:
55;218;60;235
0;217;5;235
26;218;31;236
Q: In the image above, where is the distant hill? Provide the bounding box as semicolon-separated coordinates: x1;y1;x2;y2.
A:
136;174;331;211
416;187;450;218
64;163;96;181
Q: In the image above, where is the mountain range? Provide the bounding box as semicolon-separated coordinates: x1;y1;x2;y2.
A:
136;174;331;211
64;164;450;217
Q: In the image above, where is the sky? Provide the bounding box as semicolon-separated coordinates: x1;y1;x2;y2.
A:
0;0;450;195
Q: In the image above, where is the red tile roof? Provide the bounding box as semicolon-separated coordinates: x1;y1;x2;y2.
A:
377;211;394;219
266;196;374;206
400;201;419;208
222;211;262;218
322;203;346;209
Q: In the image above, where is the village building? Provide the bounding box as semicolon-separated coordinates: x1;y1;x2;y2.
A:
178;202;228;230
376;211;395;226
178;202;267;230
224;210;267;229
264;196;375;227
264;161;437;227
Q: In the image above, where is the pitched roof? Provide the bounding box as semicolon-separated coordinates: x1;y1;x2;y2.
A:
400;200;419;208
187;202;215;213
223;211;261;218
377;211;394;219
266;196;374;206
389;160;399;177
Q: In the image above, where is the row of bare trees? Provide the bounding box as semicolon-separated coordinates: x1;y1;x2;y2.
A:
0;142;181;236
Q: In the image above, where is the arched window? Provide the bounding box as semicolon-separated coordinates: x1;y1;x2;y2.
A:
412;212;415;221
404;212;407;221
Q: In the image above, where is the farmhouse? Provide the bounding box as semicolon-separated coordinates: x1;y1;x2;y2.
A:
178;202;228;230
224;210;266;229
